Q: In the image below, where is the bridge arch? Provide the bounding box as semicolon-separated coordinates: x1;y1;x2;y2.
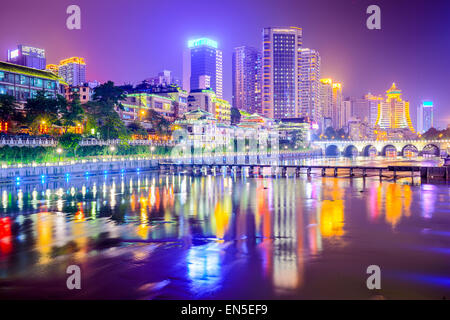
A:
343;145;359;157
325;145;340;157
381;144;398;157
362;145;378;157
401;144;419;157
422;144;440;157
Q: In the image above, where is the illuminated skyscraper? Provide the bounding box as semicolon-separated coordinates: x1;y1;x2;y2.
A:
417;101;433;133
185;38;223;98
7;45;46;70
300;48;321;121
375;83;415;132
232;46;261;114
58;57;86;86
366;93;383;128
332;82;344;129
261;27;302;119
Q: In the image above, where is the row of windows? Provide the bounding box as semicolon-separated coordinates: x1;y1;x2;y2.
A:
0;84;55;100
0;71;56;89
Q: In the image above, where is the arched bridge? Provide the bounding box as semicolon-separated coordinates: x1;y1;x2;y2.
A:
313;139;450;157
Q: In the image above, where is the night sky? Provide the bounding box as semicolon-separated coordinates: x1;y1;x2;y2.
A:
1;0;449;128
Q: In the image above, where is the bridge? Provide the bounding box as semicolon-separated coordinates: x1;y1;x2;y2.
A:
313;139;450;157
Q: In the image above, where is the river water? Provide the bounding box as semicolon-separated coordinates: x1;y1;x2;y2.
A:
0;156;449;299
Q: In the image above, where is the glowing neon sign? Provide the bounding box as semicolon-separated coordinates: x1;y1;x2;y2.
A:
188;38;218;49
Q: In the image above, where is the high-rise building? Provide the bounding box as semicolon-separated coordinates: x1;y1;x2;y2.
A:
232;46;261;114
375;83;415;132
332;82;344;129
299;48;321;121
7;45;46;70
145;70;180;86
261;27;303;119
366;93;383;128
58;57;86;86
185;38;223;98
319;78;344;130
417;101;433;133
342;99;352;128
45;64;59;75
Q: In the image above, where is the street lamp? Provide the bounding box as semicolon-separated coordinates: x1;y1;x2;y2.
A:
109;145;115;161
56;147;62;162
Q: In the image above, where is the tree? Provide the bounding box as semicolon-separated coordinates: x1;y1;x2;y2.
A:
127;121;147;136
24;90;66;126
144;109;171;135
98;113;129;140
0;94;23;125
324;126;337;139
230;107;241;125
92;81;126;108
59;132;82;157
59;93;85;133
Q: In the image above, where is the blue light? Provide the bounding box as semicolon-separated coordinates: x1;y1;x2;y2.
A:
16;177;20;181
104;170;108;174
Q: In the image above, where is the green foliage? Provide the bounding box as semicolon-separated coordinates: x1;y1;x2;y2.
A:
0;94;22;124
144;109;171;134
324;126;338;139
58;133;82;156
421;127;450;140
0;146;51;164
24;90;67;125
230;107;241;125
59;93;85;132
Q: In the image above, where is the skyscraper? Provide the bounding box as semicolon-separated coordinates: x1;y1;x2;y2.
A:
58;57;86;86
185;38;223;98
7;45;46;70
366;93;383;128
261;27;302;119
332;82;344;129
417;101;434;133
300;48;321;121
375;83;415;132
319;78;344;129
232;46;261;114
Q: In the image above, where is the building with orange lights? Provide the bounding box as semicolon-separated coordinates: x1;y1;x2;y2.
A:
375;83;415;133
58;57;86;86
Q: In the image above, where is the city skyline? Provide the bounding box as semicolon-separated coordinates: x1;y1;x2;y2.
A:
1;0;449;128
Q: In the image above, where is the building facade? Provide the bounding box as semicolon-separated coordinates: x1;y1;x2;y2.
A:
7;45;46;70
187;89;231;124
0;61;66;105
375;83;415;132
417;101;433;133
122;86;188;123
58;57;86;86
261;27;303;119
299;48;321;121
186;38;223;98
232;46;261;114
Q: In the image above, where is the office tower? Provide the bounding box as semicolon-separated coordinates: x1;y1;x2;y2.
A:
332;82;343;129
342;99;352;128
375;83;415;132
319;78;333;118
366;93;383;128
7;45;46;70
319;78;344;129
185;38;223;98
261;27;303;119
299;48;321;121
417;101;433;133
45;64;59;75
58;57;86;86
232;46;261;114
146;70;180;86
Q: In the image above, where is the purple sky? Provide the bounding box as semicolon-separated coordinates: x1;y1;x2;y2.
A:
1;0;449;128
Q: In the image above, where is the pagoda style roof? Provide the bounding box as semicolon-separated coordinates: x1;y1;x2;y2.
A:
386;82;401;95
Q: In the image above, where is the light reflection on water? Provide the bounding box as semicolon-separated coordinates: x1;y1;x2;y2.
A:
0;167;449;298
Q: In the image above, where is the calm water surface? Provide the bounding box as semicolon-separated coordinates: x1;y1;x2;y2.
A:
0;158;449;299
